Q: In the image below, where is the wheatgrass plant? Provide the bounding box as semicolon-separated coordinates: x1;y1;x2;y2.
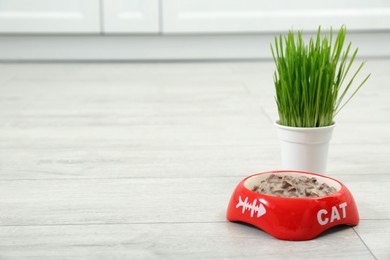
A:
271;26;370;127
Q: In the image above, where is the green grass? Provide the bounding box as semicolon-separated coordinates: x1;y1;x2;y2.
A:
271;26;370;127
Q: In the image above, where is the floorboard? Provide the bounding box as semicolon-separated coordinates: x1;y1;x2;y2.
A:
0;60;388;259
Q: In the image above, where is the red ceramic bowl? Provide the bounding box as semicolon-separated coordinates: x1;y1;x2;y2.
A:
226;171;359;240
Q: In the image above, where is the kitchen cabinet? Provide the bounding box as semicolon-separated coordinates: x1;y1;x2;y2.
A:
1;0;389;34
0;0;100;33
0;0;159;34
0;0;389;60
102;0;159;33
162;0;390;33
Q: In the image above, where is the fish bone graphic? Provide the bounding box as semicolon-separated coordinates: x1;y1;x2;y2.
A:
236;196;266;218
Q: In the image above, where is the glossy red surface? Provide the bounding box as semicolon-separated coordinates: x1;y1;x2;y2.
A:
226;171;359;240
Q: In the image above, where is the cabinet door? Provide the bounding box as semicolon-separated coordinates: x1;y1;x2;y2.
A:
163;0;390;33
0;0;100;33
102;0;159;33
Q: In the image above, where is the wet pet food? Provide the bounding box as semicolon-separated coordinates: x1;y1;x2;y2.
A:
252;174;337;198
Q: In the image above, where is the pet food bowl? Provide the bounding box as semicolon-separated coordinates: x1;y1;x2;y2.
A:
226;170;359;240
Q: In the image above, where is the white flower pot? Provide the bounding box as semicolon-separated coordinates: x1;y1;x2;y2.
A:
275;122;335;174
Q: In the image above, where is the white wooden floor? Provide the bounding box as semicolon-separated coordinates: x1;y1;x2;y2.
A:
0;60;389;259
